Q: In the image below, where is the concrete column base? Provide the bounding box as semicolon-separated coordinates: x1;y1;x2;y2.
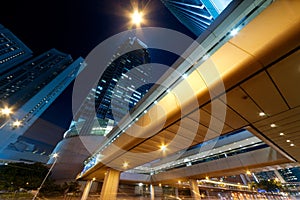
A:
100;168;120;200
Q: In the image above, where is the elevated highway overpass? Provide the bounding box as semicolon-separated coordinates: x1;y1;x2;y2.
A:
73;0;300;199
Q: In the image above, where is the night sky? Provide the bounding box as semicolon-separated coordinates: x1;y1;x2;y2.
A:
0;0;196;147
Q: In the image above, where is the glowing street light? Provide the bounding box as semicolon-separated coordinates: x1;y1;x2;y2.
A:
0;119;21;129
32;153;59;200
0;106;20;129
1;107;12;116
12;120;22;128
131;10;143;26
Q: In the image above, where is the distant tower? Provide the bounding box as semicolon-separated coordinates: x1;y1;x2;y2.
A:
49;37;153;182
0;24;33;74
65;37;152;138
0;48;85;162
161;0;233;36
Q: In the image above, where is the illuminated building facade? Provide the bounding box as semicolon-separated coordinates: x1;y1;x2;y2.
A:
49;37;152;181
279;167;300;183
160;0;233;36
0;24;33;74
64;37;152;138
0;47;85;162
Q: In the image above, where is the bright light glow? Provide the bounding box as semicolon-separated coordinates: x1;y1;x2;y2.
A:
123;162;129;168
290;143;295;147
246;170;251;175
259;112;266;116
205;176;209;180
52;153;58;158
270;123;277;128
279;132;284;136
159;183;162;187
131;10;143;26
230;28;239;36
1;107;12;116
160;144;167;151
286;140;290;143
138;182;143;186
92;177;96;181
12;120;21;127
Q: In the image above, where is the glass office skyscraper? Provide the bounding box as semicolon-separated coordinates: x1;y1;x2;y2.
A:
0;24;86;162
49;37;152;181
161;0;233;36
64;37;152;138
0;24;33;74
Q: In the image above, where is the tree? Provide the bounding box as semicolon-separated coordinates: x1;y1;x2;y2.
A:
0;162;59;193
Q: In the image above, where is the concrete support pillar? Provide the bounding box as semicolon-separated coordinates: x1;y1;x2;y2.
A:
245;173;251;182
100;168;120;200
253;193;258;199
252;173;259;183
175;187;179;198
274;170;286;183
150;184;155;200
206;190;210;199
240;174;248;185
189;179;201;199
81;180;93;200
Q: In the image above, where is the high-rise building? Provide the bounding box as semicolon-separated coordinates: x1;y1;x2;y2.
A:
0;24;33;74
279;167;300;183
161;0;233;36
255;170;278;182
65;37;152;138
254;167;300;183
49;37;153;182
0;48;85;162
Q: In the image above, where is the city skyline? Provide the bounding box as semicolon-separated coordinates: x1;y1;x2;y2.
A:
0;0;196;143
0;0;299;199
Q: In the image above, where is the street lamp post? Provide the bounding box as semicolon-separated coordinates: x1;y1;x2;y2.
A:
0;118;22;129
1;107;12;116
32;153;58;200
131;10;143;27
0;106;21;129
0;106;12;129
